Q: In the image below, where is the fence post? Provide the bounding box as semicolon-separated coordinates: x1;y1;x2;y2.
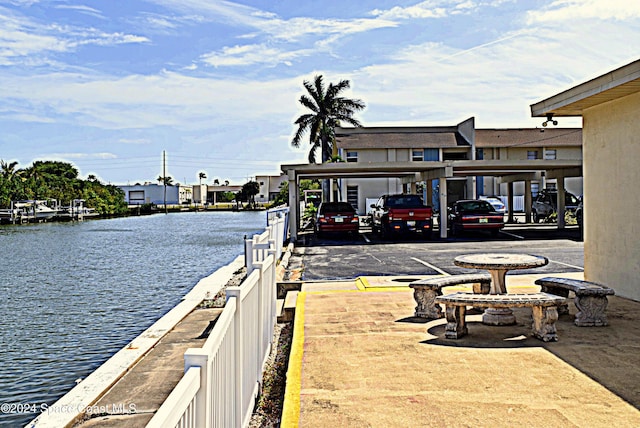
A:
184;348;210;427
244;237;254;274
267;248;277;335
254;260;266;377
225;289;243;427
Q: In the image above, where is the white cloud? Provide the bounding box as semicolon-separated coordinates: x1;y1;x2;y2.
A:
48;152;118;160
54;5;105;20
528;0;640;22
0;8;149;65
200;43;304;67
0;69;301;131
371;3;448;19
369;0;515;20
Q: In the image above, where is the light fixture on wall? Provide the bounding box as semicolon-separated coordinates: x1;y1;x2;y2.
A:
542;113;558;127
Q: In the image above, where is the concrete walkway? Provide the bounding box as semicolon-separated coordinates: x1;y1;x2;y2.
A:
282;274;640;428
74;307;222;427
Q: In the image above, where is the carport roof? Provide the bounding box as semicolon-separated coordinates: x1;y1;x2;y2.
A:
531;58;640;117
280;159;582;181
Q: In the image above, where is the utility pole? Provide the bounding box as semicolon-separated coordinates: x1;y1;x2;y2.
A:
163;150;167;214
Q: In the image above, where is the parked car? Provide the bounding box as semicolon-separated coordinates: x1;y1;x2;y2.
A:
532;189;580;223
479;196;506;214
369;194;433;238
575;197;583;231
447;199;505;236
314;202;359;237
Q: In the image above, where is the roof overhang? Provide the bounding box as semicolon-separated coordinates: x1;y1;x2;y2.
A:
281;159;582;181
530;59;640;117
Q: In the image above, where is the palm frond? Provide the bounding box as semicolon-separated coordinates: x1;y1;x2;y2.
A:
298;95;318;113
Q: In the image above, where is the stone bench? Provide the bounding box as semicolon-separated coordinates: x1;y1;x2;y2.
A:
435;292;567;342
534;277;615;326
409;274;491;319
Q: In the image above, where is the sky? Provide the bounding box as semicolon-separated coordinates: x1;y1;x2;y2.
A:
0;1;638;186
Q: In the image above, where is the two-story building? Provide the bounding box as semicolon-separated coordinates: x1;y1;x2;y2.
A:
282;117;583;240
333;118;582;214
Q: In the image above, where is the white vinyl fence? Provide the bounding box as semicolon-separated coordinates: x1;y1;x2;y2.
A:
146;210;286;428
245;207;288;275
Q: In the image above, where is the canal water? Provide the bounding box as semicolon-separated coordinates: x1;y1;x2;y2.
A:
0;211;265;427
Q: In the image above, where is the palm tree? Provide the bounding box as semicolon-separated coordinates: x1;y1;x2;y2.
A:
292;75;365;163
198;172;207;207
291;75;365;200
0;160;21;207
157;175;174;186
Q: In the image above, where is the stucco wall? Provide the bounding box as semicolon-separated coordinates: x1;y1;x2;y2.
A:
343;177;402;215
583;91;640;301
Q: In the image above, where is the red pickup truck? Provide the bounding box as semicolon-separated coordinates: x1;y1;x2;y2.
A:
369;194;434;239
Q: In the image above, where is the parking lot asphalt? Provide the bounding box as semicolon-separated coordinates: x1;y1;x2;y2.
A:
293;223;584;281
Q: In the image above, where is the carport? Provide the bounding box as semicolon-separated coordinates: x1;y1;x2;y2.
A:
281;159;582;241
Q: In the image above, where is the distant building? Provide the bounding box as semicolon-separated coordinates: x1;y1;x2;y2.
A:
119;182;246;206
206;184;242;204
255;174;287;204
119;183;180;205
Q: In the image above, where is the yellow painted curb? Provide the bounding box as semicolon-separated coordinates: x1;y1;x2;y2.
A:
355;276;369;290
280;291;306;427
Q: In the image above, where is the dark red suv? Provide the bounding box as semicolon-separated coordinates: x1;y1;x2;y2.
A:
314;202;359;237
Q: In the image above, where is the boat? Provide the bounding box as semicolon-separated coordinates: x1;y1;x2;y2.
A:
14;200;59;222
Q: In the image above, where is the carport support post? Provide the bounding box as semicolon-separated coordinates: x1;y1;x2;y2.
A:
288;172;299;242
439;177;448;238
507;182;515;223
524;180;532;223
557;181;566;229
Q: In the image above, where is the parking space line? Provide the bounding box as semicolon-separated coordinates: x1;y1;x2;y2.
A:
500;230;525;239
411;257;450;276
549;260;584;270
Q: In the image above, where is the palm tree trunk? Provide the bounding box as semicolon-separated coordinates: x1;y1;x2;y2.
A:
321;134;331;202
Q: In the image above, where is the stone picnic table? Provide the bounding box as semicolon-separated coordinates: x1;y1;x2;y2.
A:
453;253;549;325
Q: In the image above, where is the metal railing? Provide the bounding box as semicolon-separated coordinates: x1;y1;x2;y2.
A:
147;232;279;427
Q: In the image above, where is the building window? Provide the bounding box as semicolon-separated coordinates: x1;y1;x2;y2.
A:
413;148;439;161
442;151;467;161
527;150;539;160
346;151;358;162
544;150;557;160
347;185;358;209
531;183;539;197
129;190;145;204
424;148;439;161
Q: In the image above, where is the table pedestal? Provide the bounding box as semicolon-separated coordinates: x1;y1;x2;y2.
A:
482;308;516;325
483;268;516;326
